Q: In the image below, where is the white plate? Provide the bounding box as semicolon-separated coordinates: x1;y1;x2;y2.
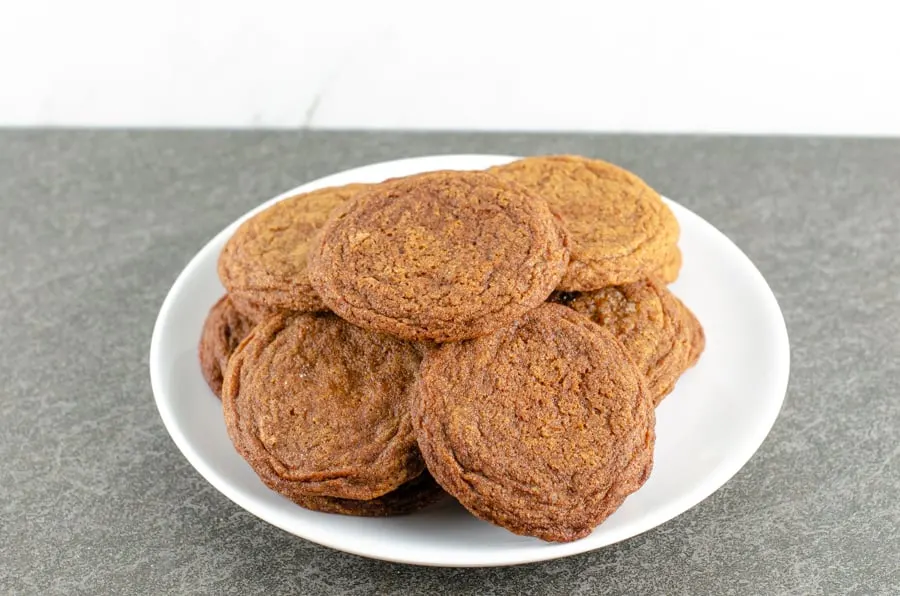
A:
149;155;790;567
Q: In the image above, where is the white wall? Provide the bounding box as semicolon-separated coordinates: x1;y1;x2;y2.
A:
3;0;899;135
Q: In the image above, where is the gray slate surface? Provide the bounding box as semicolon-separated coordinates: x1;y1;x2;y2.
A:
1;130;898;595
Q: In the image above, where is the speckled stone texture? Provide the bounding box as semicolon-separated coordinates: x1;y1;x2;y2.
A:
1;131;898;595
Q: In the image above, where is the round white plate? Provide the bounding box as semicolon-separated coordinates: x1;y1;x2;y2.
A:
150;154;790;567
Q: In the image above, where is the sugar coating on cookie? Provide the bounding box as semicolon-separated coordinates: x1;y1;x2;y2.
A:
307;170;570;342
222;312;424;501
552;278;692;406
198;295;255;398
218;183;370;318
412;303;655;542
489;155;679;290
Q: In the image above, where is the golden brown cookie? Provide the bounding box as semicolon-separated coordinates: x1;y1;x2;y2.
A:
677;296;705;369
227;293;276;325
655;245;682;284
489;155;679;290
218;183;369;319
289;471;446;517
307;170;569;342
222;312;424;501
198;295;255;398
412;303;655;543
551;278;692;406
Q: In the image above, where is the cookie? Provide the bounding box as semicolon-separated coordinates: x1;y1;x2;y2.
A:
307;170;569;342
198;295;255;398
218;183;370;320
222;311;424;501
227;293;277;326
678;296;705;369
655;245;682;284
552;278;692;406
489;155;679;290
289;471;446;517
412;303;655;542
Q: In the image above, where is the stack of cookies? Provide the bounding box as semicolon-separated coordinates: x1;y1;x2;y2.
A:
199;155;704;543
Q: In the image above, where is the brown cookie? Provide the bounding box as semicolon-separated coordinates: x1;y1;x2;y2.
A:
552;278;692;406
227;293;276;325
289;471;446;517
412;303;655;543
489;155;679;290
307;170;569;342
655;245;682;284
198;295;255;398
222;311;424;501
677;296;705;369
218;183;369;320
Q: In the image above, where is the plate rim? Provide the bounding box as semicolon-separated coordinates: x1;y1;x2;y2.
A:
149;154;791;567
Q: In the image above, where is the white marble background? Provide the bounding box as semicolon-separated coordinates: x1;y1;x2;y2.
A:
3;0;899;135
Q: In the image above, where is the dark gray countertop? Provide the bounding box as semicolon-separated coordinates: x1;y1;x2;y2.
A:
1;131;898;595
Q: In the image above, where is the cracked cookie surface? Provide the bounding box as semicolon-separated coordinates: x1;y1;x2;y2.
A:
412;303;655;542
222;312;424;501
198;295;255;398
307;170;569;342
218;183;369;320
489;155;678;290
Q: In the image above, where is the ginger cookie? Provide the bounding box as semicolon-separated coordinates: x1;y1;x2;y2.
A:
289;471;446;517
677;296;705;369
489;155;678;290
552;278;692;406
412;303;655;542
222;312;424;501
218;183;369;319
655;245;682;284
226;293;276;325
198;295;255;398
307;170;569;342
